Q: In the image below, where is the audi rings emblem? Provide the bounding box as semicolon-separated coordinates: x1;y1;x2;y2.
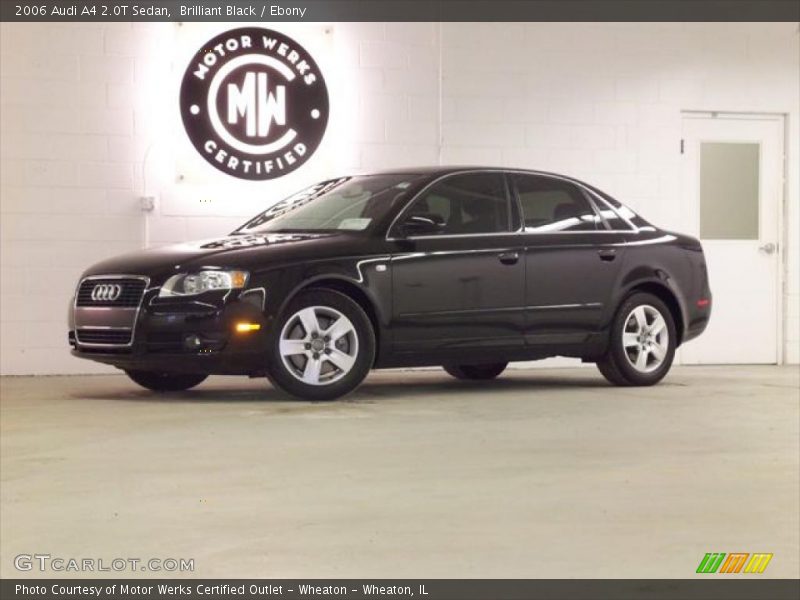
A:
91;284;122;302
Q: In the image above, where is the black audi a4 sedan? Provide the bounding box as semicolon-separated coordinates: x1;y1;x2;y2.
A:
69;167;711;400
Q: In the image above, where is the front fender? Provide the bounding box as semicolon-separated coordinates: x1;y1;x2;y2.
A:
253;256;392;327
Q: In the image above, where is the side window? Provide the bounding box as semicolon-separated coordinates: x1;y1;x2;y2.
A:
593;203;632;230
513;175;601;232
404;172;510;235
592;197;638;231
580;184;638;231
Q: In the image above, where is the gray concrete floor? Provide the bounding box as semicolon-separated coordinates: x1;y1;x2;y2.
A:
1;366;798;579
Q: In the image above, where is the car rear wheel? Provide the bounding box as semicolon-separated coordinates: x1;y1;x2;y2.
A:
125;370;208;392
267;289;375;401
444;362;508;380
597;292;676;386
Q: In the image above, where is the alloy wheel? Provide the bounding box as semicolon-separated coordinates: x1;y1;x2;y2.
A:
278;306;359;386
622;304;669;373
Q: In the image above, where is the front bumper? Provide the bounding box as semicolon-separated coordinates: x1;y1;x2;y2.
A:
69;284;273;375
69;346;266;375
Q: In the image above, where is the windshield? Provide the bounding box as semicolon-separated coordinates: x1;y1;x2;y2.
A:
235;174;421;234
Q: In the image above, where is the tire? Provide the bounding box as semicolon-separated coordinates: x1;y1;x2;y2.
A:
444;362;508;380
267;289;375;401
597;292;676;386
125;370;208;392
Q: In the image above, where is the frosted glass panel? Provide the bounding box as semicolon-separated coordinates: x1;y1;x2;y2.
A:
700;142;759;240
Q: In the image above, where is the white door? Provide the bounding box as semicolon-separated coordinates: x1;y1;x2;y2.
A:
680;114;783;364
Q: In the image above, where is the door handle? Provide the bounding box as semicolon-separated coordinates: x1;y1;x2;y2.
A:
598;249;617;262
498;251;519;265
758;242;777;255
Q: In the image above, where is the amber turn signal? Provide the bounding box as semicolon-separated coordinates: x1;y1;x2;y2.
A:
230;271;248;289
235;322;262;333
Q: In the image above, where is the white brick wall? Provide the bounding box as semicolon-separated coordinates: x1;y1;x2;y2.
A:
1;22;797;374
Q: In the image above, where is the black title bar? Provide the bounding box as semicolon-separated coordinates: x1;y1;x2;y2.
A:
2;1;799;22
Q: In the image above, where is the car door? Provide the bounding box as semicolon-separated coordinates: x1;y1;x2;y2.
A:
510;173;629;344
388;171;525;355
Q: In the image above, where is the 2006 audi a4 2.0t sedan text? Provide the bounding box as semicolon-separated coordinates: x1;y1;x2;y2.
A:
69;168;712;400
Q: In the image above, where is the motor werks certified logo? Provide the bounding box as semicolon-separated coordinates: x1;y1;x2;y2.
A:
180;27;329;180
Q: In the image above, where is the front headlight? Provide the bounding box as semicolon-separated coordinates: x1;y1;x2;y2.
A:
158;270;249;297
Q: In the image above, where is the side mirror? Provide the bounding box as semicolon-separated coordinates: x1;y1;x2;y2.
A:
401;214;445;237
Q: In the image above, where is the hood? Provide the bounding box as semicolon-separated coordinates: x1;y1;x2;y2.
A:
82;232;337;279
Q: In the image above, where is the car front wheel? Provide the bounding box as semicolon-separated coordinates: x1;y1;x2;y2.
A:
444;362;508;380
125;370;208;392
267;289;375;401
597;292;676;386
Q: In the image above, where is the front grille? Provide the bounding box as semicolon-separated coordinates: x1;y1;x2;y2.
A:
75;329;132;345
76;278;147;308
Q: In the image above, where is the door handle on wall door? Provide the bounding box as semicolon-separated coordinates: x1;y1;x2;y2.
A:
598;249;617;262
758;242;776;255
498;252;519;265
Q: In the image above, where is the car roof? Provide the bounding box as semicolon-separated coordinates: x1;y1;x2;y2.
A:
359;165;593;186
356;166;622;203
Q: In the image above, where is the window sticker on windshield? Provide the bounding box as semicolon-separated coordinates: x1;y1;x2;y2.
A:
338;218;372;230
